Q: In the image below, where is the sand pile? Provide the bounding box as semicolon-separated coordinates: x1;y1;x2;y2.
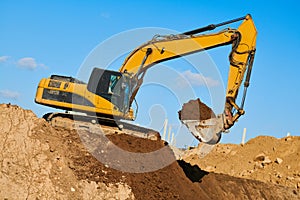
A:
0;104;299;199
184;135;300;189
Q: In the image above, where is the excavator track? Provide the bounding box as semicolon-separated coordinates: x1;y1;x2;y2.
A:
43;112;160;141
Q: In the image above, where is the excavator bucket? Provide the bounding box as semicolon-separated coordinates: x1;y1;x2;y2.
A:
178;99;223;144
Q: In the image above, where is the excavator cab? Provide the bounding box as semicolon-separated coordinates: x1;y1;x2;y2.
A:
87;68;131;114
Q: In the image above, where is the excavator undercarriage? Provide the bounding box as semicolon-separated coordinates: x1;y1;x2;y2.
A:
43;112;160;141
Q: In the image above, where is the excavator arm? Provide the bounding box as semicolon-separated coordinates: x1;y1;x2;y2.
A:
118;14;257;143
224;15;256;129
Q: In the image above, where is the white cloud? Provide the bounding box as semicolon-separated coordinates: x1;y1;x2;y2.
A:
16;57;48;70
0;90;20;100
179;70;219;87
0;56;10;63
17;57;37;70
38;63;49;70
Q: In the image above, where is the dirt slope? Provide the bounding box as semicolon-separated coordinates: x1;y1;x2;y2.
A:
184;135;300;189
0;104;299;199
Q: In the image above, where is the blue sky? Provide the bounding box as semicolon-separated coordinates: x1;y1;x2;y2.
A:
1;1;300;147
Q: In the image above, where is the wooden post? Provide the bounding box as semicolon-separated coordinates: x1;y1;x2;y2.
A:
168;125;172;143
241;128;246;145
171;133;174;145
162;119;168;140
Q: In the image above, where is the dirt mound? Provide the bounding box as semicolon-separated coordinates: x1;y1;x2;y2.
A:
1;104;299;199
0;104;133;199
107;134;165;153
184;135;300;189
178;98;215;121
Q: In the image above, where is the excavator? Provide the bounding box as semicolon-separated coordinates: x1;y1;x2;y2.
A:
35;14;257;144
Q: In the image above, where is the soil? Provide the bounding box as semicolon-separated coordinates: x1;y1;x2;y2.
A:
0;104;299;199
178;98;215;121
107;134;165;153
183;136;300;189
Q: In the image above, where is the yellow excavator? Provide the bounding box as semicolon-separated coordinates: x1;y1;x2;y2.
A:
35;14;257;144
